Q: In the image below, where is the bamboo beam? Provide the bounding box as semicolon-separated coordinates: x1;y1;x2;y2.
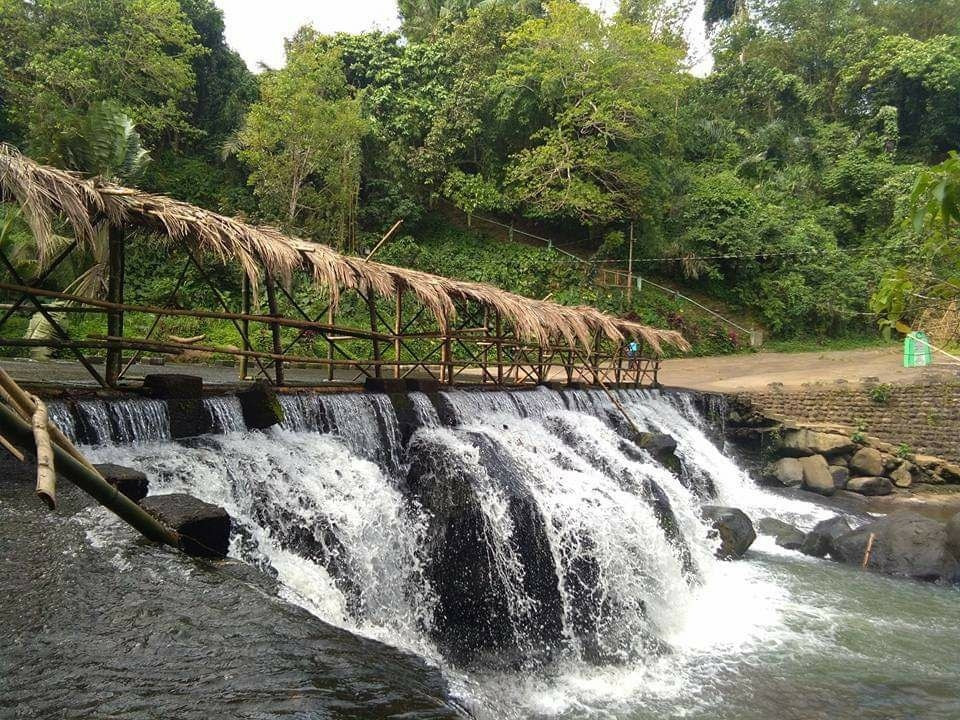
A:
119;256;192;381
0;401;179;547
0;280;394;341
0;256;106;387
185;249;273;382
0;239;78;331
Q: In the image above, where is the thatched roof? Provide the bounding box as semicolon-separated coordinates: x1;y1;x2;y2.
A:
0;145;689;353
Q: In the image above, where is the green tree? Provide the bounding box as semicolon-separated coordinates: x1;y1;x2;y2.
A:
872;152;960;333
496;0;687;225
0;0;202;158
232;39;368;249
398;0;541;41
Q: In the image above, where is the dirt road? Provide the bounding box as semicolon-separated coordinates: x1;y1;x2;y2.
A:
658;346;959;393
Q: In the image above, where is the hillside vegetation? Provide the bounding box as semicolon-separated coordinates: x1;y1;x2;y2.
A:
0;0;958;353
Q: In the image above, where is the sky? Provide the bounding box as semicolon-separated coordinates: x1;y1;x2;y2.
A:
212;1;709;74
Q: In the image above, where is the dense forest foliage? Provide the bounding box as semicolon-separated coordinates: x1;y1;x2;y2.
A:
1;0;958;351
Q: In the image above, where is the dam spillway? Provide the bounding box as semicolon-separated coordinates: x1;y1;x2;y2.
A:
8;386;960;719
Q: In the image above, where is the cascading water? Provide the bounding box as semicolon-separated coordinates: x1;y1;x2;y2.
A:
203;396;246;433
64;386;960;719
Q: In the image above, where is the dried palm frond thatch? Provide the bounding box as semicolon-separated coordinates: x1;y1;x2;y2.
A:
0;145;690;354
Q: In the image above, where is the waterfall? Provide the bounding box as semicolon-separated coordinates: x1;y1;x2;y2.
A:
81;386;813;716
204;396;246;433
47;401;78;444
109;399;170;444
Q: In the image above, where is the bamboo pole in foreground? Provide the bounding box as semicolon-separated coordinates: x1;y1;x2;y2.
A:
0;401;179;547
31;396;56;509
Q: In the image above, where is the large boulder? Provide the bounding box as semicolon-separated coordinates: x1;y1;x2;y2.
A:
850;447;884;477
779;429;855;458
139;493;231;557
764;457;803;487
800;515;853;558
799;454;835;496
846;476;894;496
702;506;756;559
889;462;914;488
238;381;284;430
832;511;958;582
829;465;850;490
757;517;805;550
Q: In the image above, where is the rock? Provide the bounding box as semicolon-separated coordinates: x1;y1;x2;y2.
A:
634;432;682;476
363;378;408;393
947;513;960;560
139;493;231;557
831;455;848;468
889;462;914;488
764;457;803;487
800;516;853;558
94;463;148;502
757;518;805;550
702;506;756;559
142;373;202;399
779;429;856;458
168;399;213;439
238;381;284;430
829;465;850;490
850;447;884;477
846;476;894;496
940;463;960;484
799;454;835;496
832;511;958;582
883;455;900;473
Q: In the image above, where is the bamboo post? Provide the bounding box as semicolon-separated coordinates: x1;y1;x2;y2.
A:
264;269;284;385
591;332;601;386
626;222;634;306
495;312;503;385
239;271;250;380
31;396;55;509
394;292;402;379
367;293;382;378
481;308;490;384
327;302;335;382
106;224;125;386
442;330;453;385
0;401;178;547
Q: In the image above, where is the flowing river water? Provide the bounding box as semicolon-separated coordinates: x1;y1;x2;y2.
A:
2;387;958;719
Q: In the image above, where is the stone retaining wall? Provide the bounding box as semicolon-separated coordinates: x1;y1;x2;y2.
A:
741;382;960;464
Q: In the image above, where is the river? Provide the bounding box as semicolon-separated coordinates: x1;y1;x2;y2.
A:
2;388;957;719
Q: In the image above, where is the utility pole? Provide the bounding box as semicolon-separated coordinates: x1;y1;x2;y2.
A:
626;222;634;306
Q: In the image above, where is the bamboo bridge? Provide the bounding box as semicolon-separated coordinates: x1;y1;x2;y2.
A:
0;145;688;391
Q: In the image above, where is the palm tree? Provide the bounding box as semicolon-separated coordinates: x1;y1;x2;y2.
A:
24;101;150;356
